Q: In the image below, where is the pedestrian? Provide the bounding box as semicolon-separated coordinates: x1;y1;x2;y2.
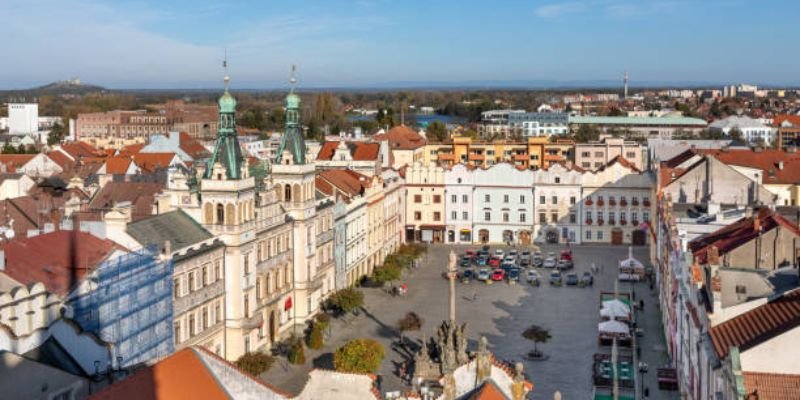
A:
640;299;645;310
636;346;641;358
644;387;650;398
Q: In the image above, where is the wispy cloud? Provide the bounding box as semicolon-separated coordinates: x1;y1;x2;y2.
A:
535;1;680;19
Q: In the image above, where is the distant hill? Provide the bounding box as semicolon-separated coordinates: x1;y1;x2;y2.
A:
32;79;106;94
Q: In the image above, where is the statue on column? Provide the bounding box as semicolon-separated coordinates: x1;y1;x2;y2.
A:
456;322;469;365
475;336;491;383
510;362;527;400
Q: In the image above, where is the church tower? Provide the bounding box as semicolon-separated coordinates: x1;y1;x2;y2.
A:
271;66;320;329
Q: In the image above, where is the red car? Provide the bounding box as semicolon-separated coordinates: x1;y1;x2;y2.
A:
465;250;477;260
560;249;573;261
489;257;501;268
491;269;505;281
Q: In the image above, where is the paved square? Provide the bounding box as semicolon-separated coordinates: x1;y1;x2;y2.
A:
262;243;678;400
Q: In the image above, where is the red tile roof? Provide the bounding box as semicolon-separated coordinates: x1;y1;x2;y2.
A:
118;143;144;157
46;151;76;171
103;156;134;174
773;114;800;128
178;132;210;160
466;379;508;400
317;141;381;161
0;154;35;173
709;289;800;359
695;148;800;184
132;152;177;172
743;372;800;400
689;207;800;264
89;181;164;221
373;125;427;150
59;141;104;160
0;230;122;296
316;169;370;200
605;155;640;172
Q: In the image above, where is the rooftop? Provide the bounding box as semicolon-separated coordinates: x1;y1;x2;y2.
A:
317;141;381;161
570;116;708;126
373;125;427;150
743;371;800;400
126;210;213;252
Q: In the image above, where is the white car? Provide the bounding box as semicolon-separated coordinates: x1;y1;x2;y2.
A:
543;256;557;268
494;249;505;258
503;255;517;264
508;249;518;257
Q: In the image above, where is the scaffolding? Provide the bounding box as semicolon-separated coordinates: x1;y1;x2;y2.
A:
71;245;174;368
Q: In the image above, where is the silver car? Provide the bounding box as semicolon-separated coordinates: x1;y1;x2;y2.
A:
543;256;557;268
477;268;491;280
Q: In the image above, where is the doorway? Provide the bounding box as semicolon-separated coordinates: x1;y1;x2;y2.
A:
611;228;624;245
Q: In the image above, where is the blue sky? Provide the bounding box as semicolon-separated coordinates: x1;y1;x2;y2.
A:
1;0;797;89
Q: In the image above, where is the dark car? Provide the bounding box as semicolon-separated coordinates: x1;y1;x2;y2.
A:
478;249;489;258
508;268;521;282
477;256;489;266
565;272;579;286
459;257;472;268
461;269;474;283
500;263;515;273
549;271;562;286
581;271;594;286
481;245;491;252
532;252;543;267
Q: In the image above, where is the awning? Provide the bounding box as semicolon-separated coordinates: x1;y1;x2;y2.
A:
419;225;446;230
460;229;472;233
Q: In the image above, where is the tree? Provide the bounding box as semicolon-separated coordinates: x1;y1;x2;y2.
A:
607;107;624;117
235;352;274;376
462;129;479;140
728;127;744;143
573;124;600;143
1;143;17;154
397;312;423;333
372;264;402;285
326;287;364;314
307;323;324;350
47;122;66;146
564;103;573;113
522;325;552;356
426;121;448;142
288;338;306;365
333;338;385;373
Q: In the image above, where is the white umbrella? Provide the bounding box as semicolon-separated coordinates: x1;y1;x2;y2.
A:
601;305;630;319
598;320;630;335
602;299;631;313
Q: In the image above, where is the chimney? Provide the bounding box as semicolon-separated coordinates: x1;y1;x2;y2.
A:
778;161;784;170
163;240;172;257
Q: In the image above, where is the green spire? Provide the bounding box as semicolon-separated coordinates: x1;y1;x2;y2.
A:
275;65;306;165
205;68;244;179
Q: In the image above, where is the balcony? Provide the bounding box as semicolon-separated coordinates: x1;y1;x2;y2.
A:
204;214;287;235
585;218;593;225
632;199;639;206
240;311;264;330
597;200;605;207
643;200;651;207
174;280;224;316
257;250;291;274
242;273;256;289
609;199;617;206
632;220;639;226
620;219;628;226
608;219;616;226
598;219;605;226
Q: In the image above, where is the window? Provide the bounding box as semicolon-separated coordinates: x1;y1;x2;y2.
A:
569;213;576;223
504;194;509;203
485;212;491;221
202;266;208;286
202;308;209;329
581;151;590;157
485;194;490;202
188;272;195;293
462;211;468;220
451;194;457;203
244;295;250;318
595;151;603;157
597;231;604;240
551;213;558;223
570;196;576;205
586;211;593;220
189;314;196;336
215;302;222;323
244;254;250;275
503;213;509;222
433;195;442;204
462;194;468;203
414;194;422;203
551;196;557;204
539;213;546;223
582;162;590;168
520;213;526;223
414;211;421;221
585;230;592;240
433;212;441;221
643;212;650;221
451;211;457;220
620;211;627;220
632;211;638;221
626;152;636;159
555;177;560;184
174;322;181;344
520;195;525;203
173;279;181;299
539;195;546;204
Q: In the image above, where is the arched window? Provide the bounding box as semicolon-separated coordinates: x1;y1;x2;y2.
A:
225;204;235;225
204;203;214;224
293;184;301;202
284;184;292;202
216;204;224;225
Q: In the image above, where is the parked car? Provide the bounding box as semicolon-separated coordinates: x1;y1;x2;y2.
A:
501;263;515;273
477;256;489;266
508;268;521;282
543;256;557;268
560;249;573;261
460;257;472;268
465;249;477;260
481;245;490;252
491;269;505;281
565;272;579;286
519;250;531;266
503;255;517;265
549;271;562;285
581;271;594;286
532;252;543;267
556;259;573;271
461;269;474;283
478;249;489;258
477;268;491;281
494;249;505;258
489;257;501;268
697;214;716;224
526;270;540;285
508;249;518;258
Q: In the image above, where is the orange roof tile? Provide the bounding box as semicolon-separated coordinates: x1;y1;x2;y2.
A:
466;380;508;400
0;154;35;172
317;141;381;161
118;143;145;156
743;371;800;400
103;156;134;174
373;125;427;150
46;151;76;170
773;114;800;128
179;132;210;159
60;141;103;160
317;169;369;198
696;148;800;184
132;152;177;172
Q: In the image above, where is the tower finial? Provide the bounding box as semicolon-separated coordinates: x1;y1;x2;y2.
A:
289;64;297;92
223;49;230;90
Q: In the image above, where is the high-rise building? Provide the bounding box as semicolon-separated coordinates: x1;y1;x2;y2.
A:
8;103;38;135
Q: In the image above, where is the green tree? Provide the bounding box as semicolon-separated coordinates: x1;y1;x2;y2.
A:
375;108;396;128
728;127;744;143
607;107;624;117
326;287;364;314
47;122;66;146
426;121;448;142
573;124;600;143
462;129;479;140
372;264;402;285
307;324;324;350
1;143;17;154
397;312;423;334
333;338;385;373
288;338;306;365
234;352;274;376
522;325;552;356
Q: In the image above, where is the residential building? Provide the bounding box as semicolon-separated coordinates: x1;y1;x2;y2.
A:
7;103;38;135
569;116;708;139
532;163;583;243
331;199;348;290
0;352;89;400
580;157;654;245
425;136;572;170
159;99;219;140
405;162;445;243
315;140;386;176
645;138;736;168
380;168;405;257
476;109;526;138
77;110;169;140
773;114;800;150
444;164;474;243
508;111;569;137
473;163;534;244
0;173;34;200
709;115;776;145
575;136;645;171
373;125;427;169
0;153;63;177
140;131;211;163
124;210;228;357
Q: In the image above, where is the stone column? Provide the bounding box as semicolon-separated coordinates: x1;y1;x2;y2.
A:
448;250;457;322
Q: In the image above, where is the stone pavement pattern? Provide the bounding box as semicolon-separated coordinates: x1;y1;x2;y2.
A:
261;244;679;400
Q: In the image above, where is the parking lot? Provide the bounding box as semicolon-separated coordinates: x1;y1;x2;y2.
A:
262;243;676;399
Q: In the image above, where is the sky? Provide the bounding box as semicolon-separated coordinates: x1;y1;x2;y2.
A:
1;0;798;89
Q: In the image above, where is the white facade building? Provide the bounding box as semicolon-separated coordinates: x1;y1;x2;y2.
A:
8;103;38;135
472;163;534;244
709;116;776;145
532;164;583;243
444;164;475;243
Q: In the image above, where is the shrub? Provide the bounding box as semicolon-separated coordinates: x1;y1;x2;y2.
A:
307;324;324;350
327;288;364;314
288;339;306;365
397;312;424;333
234;352;274;376
372;264;402;284
333;338;385;373
315;313;331;331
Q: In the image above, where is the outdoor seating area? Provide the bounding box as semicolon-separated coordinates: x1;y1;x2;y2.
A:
618;247;646;282
592;353;635;388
